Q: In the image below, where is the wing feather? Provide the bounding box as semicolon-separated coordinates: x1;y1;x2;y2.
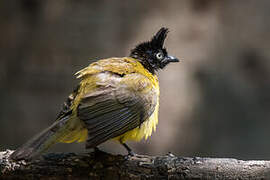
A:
85;107;130;132
86;109;140;148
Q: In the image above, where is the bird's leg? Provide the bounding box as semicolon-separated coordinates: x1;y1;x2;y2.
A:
122;143;135;156
122;143;146;160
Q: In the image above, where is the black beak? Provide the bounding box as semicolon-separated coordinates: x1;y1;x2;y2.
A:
160;55;179;69
165;55;179;63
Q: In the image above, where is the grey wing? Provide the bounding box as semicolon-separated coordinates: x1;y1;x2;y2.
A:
77;86;148;149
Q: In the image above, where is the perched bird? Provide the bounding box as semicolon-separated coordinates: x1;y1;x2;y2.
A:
10;27;179;161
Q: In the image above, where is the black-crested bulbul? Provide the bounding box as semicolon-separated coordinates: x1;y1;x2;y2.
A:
10;27;179;161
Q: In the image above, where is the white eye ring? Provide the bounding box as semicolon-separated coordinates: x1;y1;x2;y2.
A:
156;52;164;60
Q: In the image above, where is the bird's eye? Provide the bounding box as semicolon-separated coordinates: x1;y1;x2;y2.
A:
156;52;164;60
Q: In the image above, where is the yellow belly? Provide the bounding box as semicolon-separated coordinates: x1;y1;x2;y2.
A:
114;100;159;143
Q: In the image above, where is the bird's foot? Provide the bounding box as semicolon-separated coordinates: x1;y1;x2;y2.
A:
128;150;136;156
124;151;147;160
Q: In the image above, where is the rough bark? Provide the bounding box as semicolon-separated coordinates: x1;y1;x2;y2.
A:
1;150;270;180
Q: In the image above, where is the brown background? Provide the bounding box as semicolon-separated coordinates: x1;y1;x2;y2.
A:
1;0;270;160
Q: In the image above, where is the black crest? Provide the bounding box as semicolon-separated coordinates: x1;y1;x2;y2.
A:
130;27;169;57
150;27;169;49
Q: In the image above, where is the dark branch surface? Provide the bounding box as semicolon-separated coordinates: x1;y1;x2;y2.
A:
1;150;270;180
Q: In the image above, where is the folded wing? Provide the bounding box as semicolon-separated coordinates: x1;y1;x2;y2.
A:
77;71;157;148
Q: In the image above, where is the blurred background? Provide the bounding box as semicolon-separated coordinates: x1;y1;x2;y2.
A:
1;0;270;160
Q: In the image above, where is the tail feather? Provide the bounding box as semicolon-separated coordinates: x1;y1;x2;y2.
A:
10;117;69;161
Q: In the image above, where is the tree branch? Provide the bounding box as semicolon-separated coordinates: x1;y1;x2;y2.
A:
1;150;270;179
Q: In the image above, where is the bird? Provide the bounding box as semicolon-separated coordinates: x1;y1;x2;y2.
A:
10;27;179;161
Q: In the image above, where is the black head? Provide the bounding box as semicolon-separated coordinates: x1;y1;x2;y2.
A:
130;27;179;74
